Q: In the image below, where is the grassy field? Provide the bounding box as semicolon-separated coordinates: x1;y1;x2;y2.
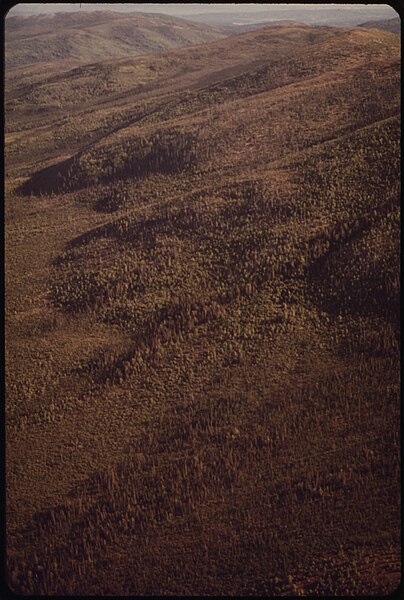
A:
5;18;400;596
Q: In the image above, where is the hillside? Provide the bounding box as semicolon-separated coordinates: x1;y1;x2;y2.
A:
5;10;226;70
5;21;400;596
358;16;400;34
4;24;343;143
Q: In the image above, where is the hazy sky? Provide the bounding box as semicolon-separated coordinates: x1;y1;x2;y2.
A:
8;3;398;15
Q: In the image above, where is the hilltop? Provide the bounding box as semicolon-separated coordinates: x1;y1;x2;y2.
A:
5;10;226;70
358;16;400;34
5;21;400;596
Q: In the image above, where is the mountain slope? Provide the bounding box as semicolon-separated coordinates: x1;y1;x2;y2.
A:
19;27;400;194
6;22;339;104
5;10;226;70
5;22;400;596
5;24;357;161
358;16;400;34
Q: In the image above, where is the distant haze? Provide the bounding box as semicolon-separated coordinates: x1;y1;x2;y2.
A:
7;3;399;27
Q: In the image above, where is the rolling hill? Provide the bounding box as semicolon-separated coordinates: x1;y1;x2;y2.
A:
358;16;400;34
5;19;400;596
4;24;345;153
5;10;226;70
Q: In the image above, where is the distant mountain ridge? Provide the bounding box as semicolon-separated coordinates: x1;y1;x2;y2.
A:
5;10;227;69
221;19;303;34
358;17;400;34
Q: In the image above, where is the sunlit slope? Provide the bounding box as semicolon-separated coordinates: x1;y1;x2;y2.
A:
6;24;347;172
7;26;398;173
6;23;338;110
21;28;399;194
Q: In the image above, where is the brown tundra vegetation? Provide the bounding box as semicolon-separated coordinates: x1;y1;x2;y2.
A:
5;10;400;596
